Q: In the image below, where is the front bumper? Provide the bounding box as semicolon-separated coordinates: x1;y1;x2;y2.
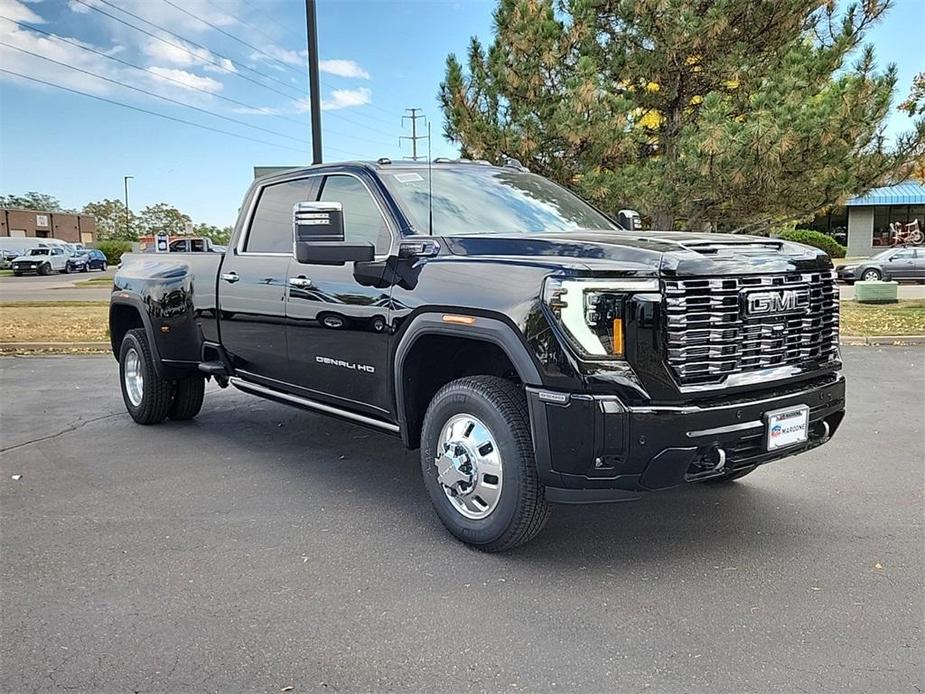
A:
837;268;858;282
527;372;846;502
11;264;40;274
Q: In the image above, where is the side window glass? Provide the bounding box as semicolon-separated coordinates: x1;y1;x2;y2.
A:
246;179;313;253
319;175;391;254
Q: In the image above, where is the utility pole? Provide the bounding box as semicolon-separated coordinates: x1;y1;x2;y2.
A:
305;0;322;164
123;175;133;239
400;108;428;161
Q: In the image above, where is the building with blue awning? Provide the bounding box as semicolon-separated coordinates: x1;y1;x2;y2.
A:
810;182;925;257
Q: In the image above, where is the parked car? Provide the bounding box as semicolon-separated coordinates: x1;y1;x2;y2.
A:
10;246;70;275
67;249;108;273
109;160;845;551
837;247;925;283
0;249;19;269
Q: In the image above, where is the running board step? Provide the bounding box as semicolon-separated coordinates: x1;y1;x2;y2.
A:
198;361;228;376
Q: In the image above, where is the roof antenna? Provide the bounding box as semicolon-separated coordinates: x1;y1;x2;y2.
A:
427;120;433;236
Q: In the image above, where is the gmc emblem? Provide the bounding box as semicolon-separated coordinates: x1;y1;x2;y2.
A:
743;288;809;316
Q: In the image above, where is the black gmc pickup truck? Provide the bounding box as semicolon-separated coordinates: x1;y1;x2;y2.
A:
110;160;845;551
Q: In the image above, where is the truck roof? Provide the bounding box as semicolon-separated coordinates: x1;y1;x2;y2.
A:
254;158;525;184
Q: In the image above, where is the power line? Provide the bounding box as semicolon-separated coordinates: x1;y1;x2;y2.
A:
161;0;305;80
72;0;305;102
198;0;399;124
0;68;313;155
0;15;394;150
0;42;310;145
72;0;397;140
0;15;308;130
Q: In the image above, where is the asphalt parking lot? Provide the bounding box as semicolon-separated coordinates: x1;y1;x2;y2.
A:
1;348;922;693
0;269;113;303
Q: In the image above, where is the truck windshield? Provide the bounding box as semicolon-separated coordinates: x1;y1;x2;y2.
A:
28;249;49;256
380;167;617;236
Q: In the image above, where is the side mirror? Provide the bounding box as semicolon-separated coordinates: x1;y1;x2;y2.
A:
618;209;643;231
292;201;374;265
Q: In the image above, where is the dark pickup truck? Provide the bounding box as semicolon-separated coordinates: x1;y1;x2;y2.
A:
110;159;845;551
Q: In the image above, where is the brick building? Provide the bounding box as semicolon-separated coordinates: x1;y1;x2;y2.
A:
0;208;97;244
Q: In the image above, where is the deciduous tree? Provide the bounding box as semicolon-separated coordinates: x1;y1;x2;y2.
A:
83;199;137;240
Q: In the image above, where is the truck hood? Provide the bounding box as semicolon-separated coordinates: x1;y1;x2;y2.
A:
440;230;832;277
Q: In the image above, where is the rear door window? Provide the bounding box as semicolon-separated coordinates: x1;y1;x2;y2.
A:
246;179;313;253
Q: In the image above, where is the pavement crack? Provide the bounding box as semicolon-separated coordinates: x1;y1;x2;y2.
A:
0;412;124;454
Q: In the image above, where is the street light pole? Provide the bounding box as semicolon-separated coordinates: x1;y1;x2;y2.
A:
123;175;134;239
305;0;322;164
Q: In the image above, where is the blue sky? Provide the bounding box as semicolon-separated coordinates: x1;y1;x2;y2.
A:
0;0;922;227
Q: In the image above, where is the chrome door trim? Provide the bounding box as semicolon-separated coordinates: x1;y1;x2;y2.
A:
230;377;400;433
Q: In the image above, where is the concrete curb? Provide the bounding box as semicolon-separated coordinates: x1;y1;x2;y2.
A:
0;341;110;352
840;335;925;346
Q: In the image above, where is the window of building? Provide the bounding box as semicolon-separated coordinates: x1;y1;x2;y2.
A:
872;204;925;247
319;175;392;254
246;179;313;253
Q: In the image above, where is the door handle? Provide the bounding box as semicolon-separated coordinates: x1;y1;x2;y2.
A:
221;272;240;283
288;276;312;288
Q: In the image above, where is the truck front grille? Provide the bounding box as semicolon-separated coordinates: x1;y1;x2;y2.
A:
663;270;839;386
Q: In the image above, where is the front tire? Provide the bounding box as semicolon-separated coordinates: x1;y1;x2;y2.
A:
862;268;882;281
420;376;550;552
38;263;51;276
169;375;205;420
119;328;172;425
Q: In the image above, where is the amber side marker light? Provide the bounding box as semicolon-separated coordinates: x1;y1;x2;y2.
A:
612;318;624;356
442;314;476;325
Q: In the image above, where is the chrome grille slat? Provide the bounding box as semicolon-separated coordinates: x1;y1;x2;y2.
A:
663;271;839;385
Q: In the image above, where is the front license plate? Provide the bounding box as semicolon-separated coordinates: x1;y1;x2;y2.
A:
765;405;810;451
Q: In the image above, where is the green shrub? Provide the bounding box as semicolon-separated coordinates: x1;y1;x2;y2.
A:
777;229;847;258
95;240;133;265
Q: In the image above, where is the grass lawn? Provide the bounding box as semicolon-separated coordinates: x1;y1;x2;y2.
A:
74;276;114;287
0;301;109;344
0;269;13;277
840;299;925;336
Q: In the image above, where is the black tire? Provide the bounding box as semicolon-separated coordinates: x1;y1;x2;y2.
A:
12;271;21;277
119;328;172;425
861;268;881;281
703;465;758;484
102;262;108;271
420;376;551;552
82;264;89;273
169;375;205;420
38;263;51;276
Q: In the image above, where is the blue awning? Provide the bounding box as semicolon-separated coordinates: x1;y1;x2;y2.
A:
846;182;925;206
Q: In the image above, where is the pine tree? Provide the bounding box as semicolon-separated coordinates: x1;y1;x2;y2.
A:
439;0;924;231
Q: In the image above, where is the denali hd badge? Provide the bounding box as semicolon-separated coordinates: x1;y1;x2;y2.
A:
315;355;375;373
743;288;809;317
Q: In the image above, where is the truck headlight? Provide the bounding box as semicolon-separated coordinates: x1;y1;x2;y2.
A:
542;278;658;359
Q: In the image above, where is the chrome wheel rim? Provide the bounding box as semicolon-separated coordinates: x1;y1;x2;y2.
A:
124;348;144;407
435;413;503;520
863;270;879;281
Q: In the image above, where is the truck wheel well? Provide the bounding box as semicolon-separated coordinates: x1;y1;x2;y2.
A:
400;334;520;449
110;304;144;355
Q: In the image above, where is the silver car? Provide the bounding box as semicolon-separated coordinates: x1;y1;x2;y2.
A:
837;247;925;283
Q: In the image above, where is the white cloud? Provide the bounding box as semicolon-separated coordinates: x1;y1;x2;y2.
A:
321;87;371;111
250;45;307;68
1;0;44;23
147;66;223;93
234;88;373;116
143;36;237;74
319;59;370;80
